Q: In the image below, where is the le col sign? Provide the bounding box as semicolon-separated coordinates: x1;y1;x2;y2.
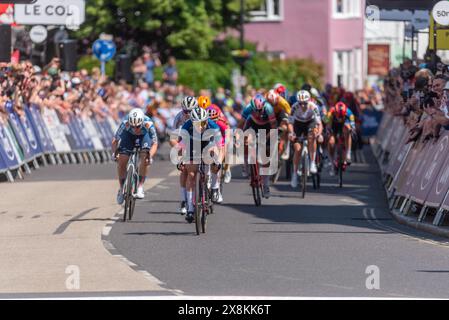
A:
14;0;85;27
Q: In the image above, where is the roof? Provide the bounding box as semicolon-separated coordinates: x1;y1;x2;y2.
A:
366;0;439;11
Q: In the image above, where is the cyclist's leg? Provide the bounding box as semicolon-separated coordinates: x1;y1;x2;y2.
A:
117;130;134;188
327;127;337;164
343;123;352;162
138;133;156;188
185;163;199;216
307;122;317;163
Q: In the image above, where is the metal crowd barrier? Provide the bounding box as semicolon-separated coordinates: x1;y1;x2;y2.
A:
0;102;118;183
372;111;449;227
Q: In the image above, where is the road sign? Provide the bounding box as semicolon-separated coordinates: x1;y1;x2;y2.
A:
432;0;449;26
92;39;116;76
92;39;116;62
29;25;47;43
14;0;85;26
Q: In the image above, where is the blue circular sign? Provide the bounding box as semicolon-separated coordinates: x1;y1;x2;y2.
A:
92;39;116;62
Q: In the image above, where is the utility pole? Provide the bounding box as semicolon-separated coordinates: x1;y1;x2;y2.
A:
240;0;245;75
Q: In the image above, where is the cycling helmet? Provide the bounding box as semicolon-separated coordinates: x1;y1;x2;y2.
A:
181;96;198;112
310;87;320;98
251;94;266;111
267;89;279;105
335;102;348;118
128;108;145;127
301;83;312;93
207;104;221;121
274;83;286;97
297;90;311;104
190;107;209;122
198;95;211;109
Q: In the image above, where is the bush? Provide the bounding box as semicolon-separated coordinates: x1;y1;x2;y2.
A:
77;55;116;78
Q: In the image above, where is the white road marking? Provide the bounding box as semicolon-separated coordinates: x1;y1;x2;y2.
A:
102;226;112;236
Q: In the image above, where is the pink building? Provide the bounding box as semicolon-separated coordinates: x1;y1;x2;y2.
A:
245;0;365;90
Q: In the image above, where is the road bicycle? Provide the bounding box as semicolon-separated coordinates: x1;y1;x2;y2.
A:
335;132;347;188
194;161;214;235
296;135;311;199
122;144;141;222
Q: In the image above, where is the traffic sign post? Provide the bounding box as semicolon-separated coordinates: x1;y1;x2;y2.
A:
92;39;116;76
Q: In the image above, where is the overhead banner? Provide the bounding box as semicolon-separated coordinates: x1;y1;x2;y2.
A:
368;44;390;76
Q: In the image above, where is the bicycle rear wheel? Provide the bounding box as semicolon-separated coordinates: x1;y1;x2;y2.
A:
301;158;307;199
250;164;262;206
195;173;202;235
338;163;343;188
128;176;138;220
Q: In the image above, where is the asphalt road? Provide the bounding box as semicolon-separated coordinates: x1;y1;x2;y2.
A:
4;146;449;298
107;147;449;298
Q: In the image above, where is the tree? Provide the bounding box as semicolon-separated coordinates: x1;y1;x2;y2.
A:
75;0;263;59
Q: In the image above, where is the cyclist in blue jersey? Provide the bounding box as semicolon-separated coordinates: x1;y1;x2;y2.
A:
178;107;222;223
238;94;277;198
112;108;158;204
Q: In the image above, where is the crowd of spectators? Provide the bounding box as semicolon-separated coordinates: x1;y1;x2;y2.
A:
384;53;449;144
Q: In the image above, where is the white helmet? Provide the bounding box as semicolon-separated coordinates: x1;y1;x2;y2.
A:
128;108;145;127
297;90;311;103
267;89;279;104
310;87;320;98
190;107;209;122
181;96;198;112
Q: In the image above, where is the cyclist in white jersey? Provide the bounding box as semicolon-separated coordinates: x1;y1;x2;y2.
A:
169;96;198;214
288;90;322;188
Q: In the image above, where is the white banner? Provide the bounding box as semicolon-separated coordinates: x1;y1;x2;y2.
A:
41;108;72;152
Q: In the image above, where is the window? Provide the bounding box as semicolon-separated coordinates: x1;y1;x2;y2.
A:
333;49;363;91
332;0;361;19
250;0;283;22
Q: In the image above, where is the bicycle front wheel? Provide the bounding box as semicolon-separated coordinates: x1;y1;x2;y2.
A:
123;168;134;222
250;164;262;207
301;158;307;199
195;173;202;235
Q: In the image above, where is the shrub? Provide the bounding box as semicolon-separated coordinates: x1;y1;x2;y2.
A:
77;55;116;78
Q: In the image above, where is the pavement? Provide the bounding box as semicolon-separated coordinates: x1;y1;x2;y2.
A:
2;146;449;298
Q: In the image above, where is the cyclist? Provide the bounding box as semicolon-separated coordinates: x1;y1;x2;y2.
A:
266;89;291;160
325;101;356;174
112;108;158;204
170;96;198;214
288;90;322;188
238;94;277;198
274;83;288;100
178;107;222;223
198;95;212;109
207;104;230;203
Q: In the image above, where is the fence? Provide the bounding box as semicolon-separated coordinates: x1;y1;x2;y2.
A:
372;111;449;228
0;102;119;182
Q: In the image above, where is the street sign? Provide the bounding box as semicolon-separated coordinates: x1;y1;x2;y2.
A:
92;39;116;62
29;25;47;43
14;0;85;26
92;39;116;76
432;0;449;26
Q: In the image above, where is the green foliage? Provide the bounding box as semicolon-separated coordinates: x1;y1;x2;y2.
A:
77;55;116;78
245;55;324;91
75;0;264;59
151;57;323;94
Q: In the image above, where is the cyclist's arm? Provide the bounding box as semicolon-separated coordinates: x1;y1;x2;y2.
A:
112;121;126;154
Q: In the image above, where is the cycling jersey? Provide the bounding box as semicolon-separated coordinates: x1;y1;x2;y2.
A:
289;101;322;124
242;101;276;127
272;96;291;116
115;115;158;142
115;115;158;154
325;107;356;129
214;119;229;147
178;119;222;161
173;110;191;130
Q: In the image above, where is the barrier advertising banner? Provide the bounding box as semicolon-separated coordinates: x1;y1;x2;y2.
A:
5;101;34;161
27;104;56;153
41;107;71;153
0;121;21;169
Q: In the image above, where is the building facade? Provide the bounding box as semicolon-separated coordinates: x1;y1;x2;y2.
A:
245;0;365;91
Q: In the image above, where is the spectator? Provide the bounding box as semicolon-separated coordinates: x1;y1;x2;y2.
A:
143;52;161;86
163;56;178;86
